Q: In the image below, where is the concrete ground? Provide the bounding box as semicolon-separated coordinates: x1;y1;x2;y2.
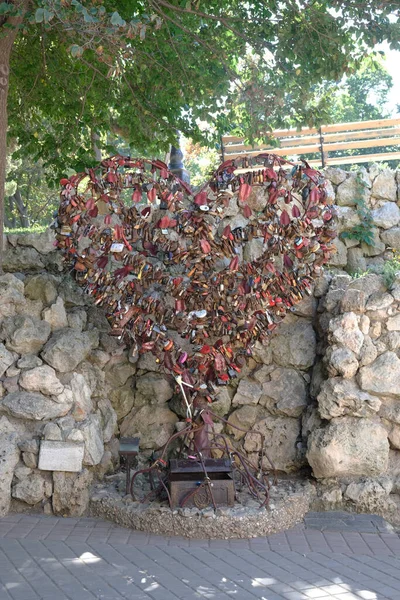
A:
0;511;400;600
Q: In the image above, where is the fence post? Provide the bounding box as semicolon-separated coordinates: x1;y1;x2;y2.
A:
319;126;328;168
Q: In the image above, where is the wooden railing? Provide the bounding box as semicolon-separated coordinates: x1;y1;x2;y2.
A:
221;117;400;167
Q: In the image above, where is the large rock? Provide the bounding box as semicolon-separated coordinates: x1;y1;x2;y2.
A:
324;167;347;185
381;226;400;249
210;388;232;417
329;238;348;267
2;391;72;420
41;328;94;372
232;379;262;406
69;373;93;421
346;248;367;275
3;246;44;272
0;343;14;378
78;414;104;466
317;378;381;420
358;352;400;398
52;469;93;517
12;472;51;505
110;381;136;421
97;398;117;443
307;418;389;478
0;315;51;354
24;274;58;305
361;228;385;257
371;170;397;201
336;173;368;206
120;405;177;449
387;315;400;331
329;312;364;356
0;274;26;318
260;368;307;417
0;432;19;516
19;365;64;396
344;478;394;514
371;202;400;229
244;416;301;472
17;229;56;254
335;206;361;234
325;346;359;378
349;273;386;299
42;297;68;330
135;373;173;403
226;405;265;440
270;319;316;370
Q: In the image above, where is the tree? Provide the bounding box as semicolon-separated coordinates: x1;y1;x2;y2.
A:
1;1;400;264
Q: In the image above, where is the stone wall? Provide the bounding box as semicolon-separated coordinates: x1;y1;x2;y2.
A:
2;164;400;520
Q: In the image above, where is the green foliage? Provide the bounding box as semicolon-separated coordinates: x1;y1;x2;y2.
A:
341;173;374;246
2;0;400;184
383;252;400;288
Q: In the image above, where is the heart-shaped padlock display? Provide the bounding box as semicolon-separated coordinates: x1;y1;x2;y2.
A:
55;154;336;410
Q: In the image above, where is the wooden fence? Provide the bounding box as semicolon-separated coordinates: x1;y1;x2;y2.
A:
221;117;400;167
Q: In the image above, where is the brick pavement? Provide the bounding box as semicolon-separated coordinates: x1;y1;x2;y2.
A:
0;512;400;600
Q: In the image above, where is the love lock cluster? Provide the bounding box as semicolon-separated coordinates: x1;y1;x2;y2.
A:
55;153;336;413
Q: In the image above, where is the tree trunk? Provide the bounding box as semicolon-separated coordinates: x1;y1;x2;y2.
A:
0;3;28;270
6;195;16;228
13;188;29;227
91;129;102;162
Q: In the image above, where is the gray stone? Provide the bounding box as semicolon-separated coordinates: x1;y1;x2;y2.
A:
66;429;84;443
307;418;389;478
12;472;50;505
17;229;56;254
371;202;400;229
42;296;68;330
58;277;87;307
19;439;39;454
210;388;232;417
38;440;85;472
381;226;400;249
24;273;59;305
291;295;317;318
135;372;174;403
339;289;366;314
0;273;26;319
0;315;51;354
270;319;316;370
243;238;265;262
344;478;394;513
52;469;93;517
326;346;359;378
22;452;37;468
251;341;272;365
69;373;93;421
329;238;348;267
323;167;347;185
336;206;361;234
329;312;364;356
0;433;19;516
67;308;87;332
372;170;397;201
42;422;62;441
19;365;64;396
361;228;386;257
17;354;43;369
336;173;368;206
366;292;394;311
387;314;400;331
41;328;94;372
359;336;378;366
313;272;332;298
358;351;400;398
346;247;367;274
244;416;301;473
97;398;117;443
110;381;136;421
78;415;104;466
232;379;262;406
120;404;177;449
317;377;381;420
2;391;72;420
0;343;14;378
3;246;44;272
106;360;135;387
226;405;264;440
260;368;307;417
349;273;386;298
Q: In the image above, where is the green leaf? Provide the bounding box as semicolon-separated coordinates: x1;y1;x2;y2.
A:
0;2;12;15
70;44;83;58
34;7;45;23
110;11;126;27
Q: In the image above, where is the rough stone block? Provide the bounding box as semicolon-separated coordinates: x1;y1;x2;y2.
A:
38;440;84;472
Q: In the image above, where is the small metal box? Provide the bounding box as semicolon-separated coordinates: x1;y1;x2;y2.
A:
169;458;235;509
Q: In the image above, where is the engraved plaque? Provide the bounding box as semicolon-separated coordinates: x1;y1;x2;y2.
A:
38;441;84;472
